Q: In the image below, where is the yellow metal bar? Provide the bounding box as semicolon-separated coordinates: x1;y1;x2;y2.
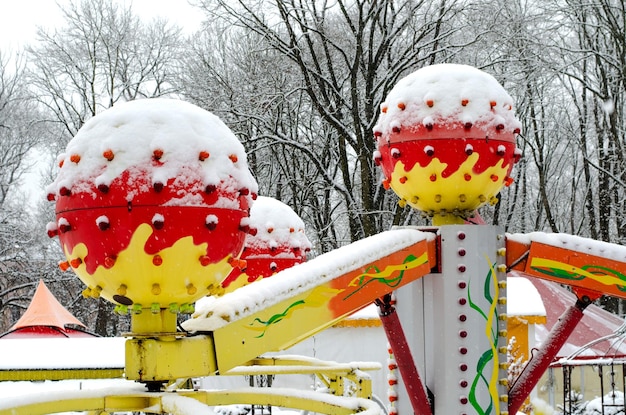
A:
0;368;124;382
0;388;381;415
125;334;217;383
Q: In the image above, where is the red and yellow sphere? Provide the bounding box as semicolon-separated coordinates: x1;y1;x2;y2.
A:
46;99;258;311
374;64;522;225
220;196;312;293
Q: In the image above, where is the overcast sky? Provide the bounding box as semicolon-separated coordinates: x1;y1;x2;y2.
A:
0;0;204;52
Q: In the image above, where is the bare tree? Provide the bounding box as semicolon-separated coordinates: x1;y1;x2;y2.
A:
183;0;467;248
27;0;185;141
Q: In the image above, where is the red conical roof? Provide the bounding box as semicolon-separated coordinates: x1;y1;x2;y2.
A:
10;280;85;331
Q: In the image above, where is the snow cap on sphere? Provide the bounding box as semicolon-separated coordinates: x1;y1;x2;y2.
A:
246;196;311;256
374;63;522;135
48;98;258;202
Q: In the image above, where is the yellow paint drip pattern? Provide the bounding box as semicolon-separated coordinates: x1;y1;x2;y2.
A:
64;223;233;306
390;154;509;218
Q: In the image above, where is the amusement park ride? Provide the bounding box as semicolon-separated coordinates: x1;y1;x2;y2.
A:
3;63;626;415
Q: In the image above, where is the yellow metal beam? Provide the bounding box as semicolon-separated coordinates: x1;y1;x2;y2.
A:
0;388;382;415
125;334;218;383
0;368;123;382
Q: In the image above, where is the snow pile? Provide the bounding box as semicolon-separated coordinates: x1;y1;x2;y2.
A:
507;232;626;263
184;228;433;332
47;98;258;206
245;196;311;258
507;276;546;317
373;63;522;136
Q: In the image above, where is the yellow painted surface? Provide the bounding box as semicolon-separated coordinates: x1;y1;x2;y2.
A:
65;224;234;306
390;154;509;222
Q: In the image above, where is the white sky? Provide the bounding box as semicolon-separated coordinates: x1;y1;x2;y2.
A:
0;0;204;52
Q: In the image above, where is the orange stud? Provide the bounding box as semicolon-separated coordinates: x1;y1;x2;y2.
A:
70;154;81;163
267;227;274;233
289;227;295;233
70;258;82;268
429;174;437;182
229;154;238;163
153;149;164;160
59;186;71;196
58;260;70;271
381;105;388;113
103;150;115;161
58;160;64;168
199;151;210;161
504;176;514;186
491;174;499;182
490;100;497;108
397;102;406;110
461;99;469;106
399;176;408;184
152;255;163;266
464;173;472;181
382;178;391;189
426;99;434;107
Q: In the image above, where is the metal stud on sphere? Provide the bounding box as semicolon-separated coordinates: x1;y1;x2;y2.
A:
47;99;258;310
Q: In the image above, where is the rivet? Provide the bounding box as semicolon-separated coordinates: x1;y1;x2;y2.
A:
97;183;109;193
458;281;467;289
458;264;466;272
459;330;468;338
464;122;472;130
479;194;486;203
153;182;164;192
457;231;466;240
458;248;466;256
460;380;468;388
117;284;127;296
459;194;467;203
459;314;467;322
459;364;468;371
392;125;401;133
459;347;468;355
411;195;419;204
205;184;217;194
434;194;442;203
186;284;197;295
398;199;407;208
60;186;72;196
151;283;162;295
459;298;467;305
498;297;507;305
460;396;468;405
